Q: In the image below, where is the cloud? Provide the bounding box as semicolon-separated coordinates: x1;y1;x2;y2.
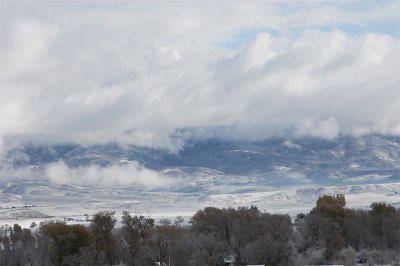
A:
286;172;307;181
0;1;399;150
294;118;340;140
283;140;302;150
45;161;178;187
0;158;179;187
0;138;4;157
0;20;57;79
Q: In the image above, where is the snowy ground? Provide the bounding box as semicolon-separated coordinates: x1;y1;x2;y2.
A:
1;181;399;228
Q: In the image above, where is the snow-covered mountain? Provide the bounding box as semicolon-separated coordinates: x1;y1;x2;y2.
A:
0;135;399;222
5;135;400;186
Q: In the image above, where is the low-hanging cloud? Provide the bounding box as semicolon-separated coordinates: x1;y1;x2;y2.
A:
45;161;178;187
0;159;179;187
0;1;399;150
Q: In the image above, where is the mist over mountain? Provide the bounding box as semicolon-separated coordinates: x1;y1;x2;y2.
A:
2;135;399;189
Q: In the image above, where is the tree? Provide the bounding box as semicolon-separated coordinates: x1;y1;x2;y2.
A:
190;207;234;246
316;194;346;209
370;202;396;216
305;194;348;261
159;217;172;227
91;211;117;266
38;222;91;265
121;211;140;261
174;216;184;227
133;215;154;242
369;202;400;250
324;223;344;259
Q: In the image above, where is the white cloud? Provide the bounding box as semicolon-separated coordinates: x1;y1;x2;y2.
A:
283;140;302;150
287;172;307;181
295;117;340;140
0;158;179;187
0;20;57;79
0;165;42;182
0;138;4;157
0;1;399;150
45;161;178;187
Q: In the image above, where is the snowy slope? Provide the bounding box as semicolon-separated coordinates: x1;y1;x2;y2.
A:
0;135;399;224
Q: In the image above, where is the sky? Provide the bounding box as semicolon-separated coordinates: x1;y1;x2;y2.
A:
0;0;399;153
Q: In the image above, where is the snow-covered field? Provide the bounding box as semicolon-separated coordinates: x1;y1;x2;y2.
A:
1;181;399;227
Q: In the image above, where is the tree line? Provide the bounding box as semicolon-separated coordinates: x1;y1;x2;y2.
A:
0;195;399;265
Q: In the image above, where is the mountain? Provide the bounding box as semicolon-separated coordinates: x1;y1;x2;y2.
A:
0;135;399;222
5;134;400;185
